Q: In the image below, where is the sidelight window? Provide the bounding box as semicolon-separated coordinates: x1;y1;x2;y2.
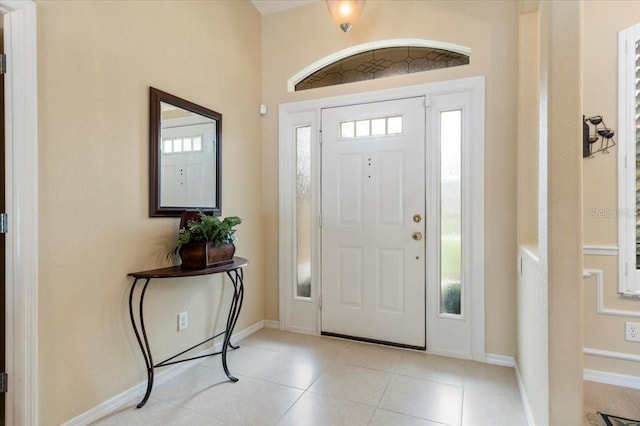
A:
296;126;312;298
440;110;463;315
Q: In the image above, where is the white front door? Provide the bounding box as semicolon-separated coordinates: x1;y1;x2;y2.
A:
161;121;216;208
321;97;426;348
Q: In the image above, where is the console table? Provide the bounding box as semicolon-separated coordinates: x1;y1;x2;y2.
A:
128;257;248;408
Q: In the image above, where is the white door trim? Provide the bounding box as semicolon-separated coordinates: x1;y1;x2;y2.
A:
278;76;485;360
426;90;485;360
0;0;39;424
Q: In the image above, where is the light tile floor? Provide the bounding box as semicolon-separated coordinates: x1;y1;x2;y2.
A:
92;329;636;425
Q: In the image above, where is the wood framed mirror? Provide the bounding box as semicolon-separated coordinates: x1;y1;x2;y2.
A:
149;87;222;217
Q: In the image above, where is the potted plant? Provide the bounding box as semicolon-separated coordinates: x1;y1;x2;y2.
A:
168;211;242;269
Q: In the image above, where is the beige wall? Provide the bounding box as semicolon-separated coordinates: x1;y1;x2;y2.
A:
582;1;640;378
517;8;539;247
517;1;585;423
36;1;263;423
545;1;584;422
517;9;548;423
262;0;519;358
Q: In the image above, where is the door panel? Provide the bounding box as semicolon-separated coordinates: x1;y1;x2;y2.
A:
321;97;426;348
376;248;405;313
338;247;363;307
377;151;404;224
338;154;363;225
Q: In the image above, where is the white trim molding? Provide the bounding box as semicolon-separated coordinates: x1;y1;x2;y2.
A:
0;1;39;425
263;320;280;329
485;353;515;368
584;269;640;318
584;368;640;390
279;76;485;361
515;362;536;426
287;39;472;92
584;347;640;363
278;108;320;333
583;245;618;256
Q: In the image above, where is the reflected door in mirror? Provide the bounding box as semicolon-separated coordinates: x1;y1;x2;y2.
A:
160;102;217;207
150;87;222;217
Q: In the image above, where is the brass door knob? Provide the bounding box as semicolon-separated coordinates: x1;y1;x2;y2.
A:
412;232;423;240
413;214;422;223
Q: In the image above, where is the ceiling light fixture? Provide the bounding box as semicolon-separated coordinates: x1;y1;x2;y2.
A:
326;0;366;33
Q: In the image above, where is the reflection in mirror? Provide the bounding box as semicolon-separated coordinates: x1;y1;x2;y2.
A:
150;87;222;217
160;102;216;207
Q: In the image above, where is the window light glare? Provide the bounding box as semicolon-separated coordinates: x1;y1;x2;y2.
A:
355;120;370;137
193;136;202;151
371;118;386;135
341;121;355;138
387;116;403;134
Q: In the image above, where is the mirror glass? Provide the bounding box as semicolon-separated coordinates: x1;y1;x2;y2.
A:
150;87;221;217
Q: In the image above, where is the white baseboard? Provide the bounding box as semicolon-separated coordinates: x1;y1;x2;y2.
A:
286;325;318;335
263;320;280;329
236;320;267;339
514;362;536;426
61;320;267;426
512;362;640;426
584;368;640;390
485;353;515;367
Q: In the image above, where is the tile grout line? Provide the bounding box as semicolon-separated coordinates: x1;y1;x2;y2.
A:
271;388;307;426
366;373;394;426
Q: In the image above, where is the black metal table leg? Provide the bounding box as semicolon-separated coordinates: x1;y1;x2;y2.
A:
221;269;244;381
227;269;244;350
127;258;248;408
129;278;155;408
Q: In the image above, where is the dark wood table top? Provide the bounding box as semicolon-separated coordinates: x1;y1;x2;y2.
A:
128;257;248;279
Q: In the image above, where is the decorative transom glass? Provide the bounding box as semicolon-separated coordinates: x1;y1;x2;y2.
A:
295;46;469;91
340;116;403;139
162;136;203;154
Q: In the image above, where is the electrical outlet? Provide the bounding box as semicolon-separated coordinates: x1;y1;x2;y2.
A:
178;311;188;332
625;322;640;342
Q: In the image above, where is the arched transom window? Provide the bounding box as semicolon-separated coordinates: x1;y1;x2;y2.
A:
290;39;471;92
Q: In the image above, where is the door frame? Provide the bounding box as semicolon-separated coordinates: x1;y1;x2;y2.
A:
278;76;485;361
0;1;38;424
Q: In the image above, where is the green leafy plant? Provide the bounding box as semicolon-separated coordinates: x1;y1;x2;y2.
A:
168;212;242;259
